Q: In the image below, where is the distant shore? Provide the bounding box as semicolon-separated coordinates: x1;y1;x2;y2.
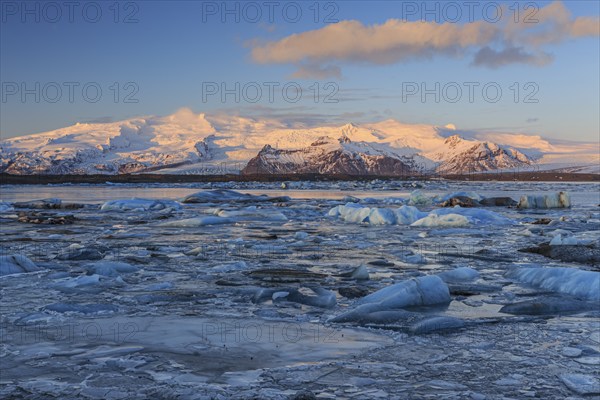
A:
1;172;599;185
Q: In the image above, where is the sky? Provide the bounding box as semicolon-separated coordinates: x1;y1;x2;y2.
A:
1;0;599;142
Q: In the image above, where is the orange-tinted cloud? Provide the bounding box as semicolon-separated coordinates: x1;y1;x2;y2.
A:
250;1;599;77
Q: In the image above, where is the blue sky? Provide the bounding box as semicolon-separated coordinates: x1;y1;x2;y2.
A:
1;0;599;142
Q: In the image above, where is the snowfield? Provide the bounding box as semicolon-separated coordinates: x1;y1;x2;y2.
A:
0;181;599;399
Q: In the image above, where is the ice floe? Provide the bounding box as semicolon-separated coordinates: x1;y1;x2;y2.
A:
328;203;426;225
13;198;86;209
254;286;337;308
508;266;600;301
210;206;288;221
440;191;484;202
500;297;598;315
159;216;234;227
559;374;600;395
549;234;580;246
409;316;466;334
100;198;181;212
294;231;309;240
43;303;118;314
181;189;289;204
408;190;432;206
85;261;139;277
411;213;470;228
437;267;480;283
338;265;370;280
53;274;102;288
0;201;14;212
0;254;42;276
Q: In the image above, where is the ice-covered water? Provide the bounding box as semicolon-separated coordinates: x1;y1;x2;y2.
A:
1;180;599;399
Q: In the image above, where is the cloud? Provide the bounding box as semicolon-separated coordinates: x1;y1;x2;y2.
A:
472;46;554;68
290;64;342;79
249;1;599;77
251;19;496;65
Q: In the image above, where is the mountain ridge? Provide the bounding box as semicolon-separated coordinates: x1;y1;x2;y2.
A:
1;109;598;175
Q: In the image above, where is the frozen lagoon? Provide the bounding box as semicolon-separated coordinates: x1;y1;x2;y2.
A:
1;180;599;399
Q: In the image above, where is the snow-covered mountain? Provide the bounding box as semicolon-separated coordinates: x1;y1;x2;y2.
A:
1;109;597;175
242;136;416;175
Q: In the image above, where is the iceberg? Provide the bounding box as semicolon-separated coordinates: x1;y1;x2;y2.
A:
0;255;42;276
394;206;428;225
411;213;470;228
440;191;484;202
213;206;288;221
211;261;249;273
408;190;431;206
479;197;517;207
328;203;510;227
331;275;451;323
430;207;514;225
85;261;139;277
517;192;571;209
560;374;600;395
181;189;290;204
438;267;479;283
294;231;309;240
403;254;426;264
44;303;118;314
357;275;450;307
410;316;466;334
328;203;372;223
101;198;181;212
549;234;579;246
158;216;234;227
255;286;337;308
277;287;337;309
146;282;173;291
0;201;14;213
367;207;397;225
500;297;598;315
12;198;85;209
53;274;102;288
508;267;600;301
328;204;426;225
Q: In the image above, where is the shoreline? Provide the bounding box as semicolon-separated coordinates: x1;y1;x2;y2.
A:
1;172;599;185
